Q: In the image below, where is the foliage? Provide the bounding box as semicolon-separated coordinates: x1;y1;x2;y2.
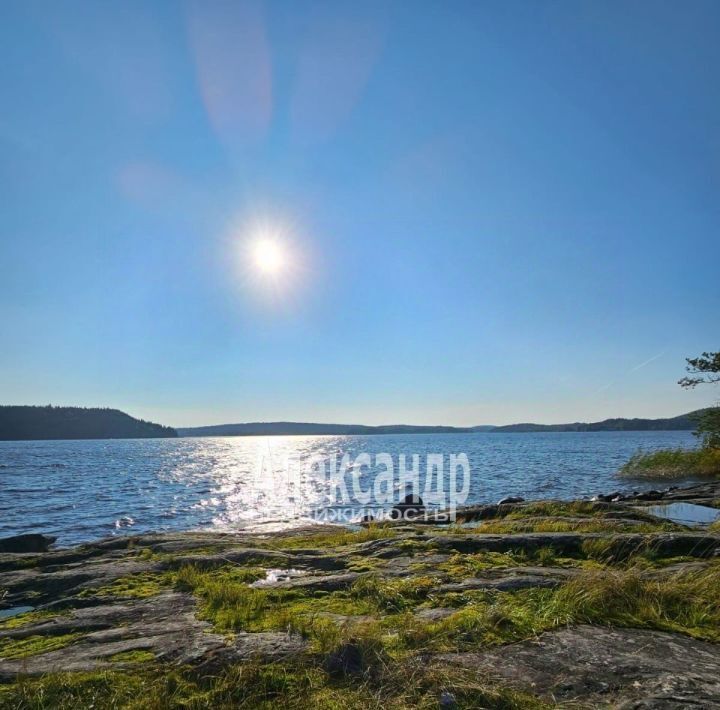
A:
678;351;720;389
678;350;720;447
692;407;720;449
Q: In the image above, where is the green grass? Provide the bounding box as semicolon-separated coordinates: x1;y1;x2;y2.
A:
620;447;720;478
473;518;679;534
109;649;156;664
349;574;437;613
173;564;374;633
0;661;548;709
401;560;720;651
504;501;601;519
270;525;397;550
0;633;83;660
544;565;720;639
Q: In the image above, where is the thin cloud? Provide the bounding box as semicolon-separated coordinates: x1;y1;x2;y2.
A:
628;350;667;374
595;350;666;394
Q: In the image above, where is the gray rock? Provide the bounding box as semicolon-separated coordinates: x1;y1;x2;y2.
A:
439;690;458;709
439;574;563;594
415;607;456;622
274;571;361;593
436;625;720;706
0;591;307;680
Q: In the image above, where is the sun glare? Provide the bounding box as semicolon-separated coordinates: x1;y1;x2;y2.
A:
253;239;285;275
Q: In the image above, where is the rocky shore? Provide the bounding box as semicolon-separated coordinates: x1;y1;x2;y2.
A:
1;481;720;708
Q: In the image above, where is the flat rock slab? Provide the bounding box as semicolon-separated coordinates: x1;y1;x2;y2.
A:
438;574;564;594
0;591;306;680
438;625;720;707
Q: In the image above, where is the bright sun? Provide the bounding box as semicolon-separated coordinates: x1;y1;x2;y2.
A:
253;239;285;274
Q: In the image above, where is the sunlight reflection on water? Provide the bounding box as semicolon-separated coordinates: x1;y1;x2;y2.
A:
0;431;699;545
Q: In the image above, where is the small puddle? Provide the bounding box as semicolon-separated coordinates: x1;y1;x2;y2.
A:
637;502;720;526
0;606;34;621
250;569;306;588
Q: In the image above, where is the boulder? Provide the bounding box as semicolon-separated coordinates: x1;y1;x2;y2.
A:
497;496;525;505
0;534;56;553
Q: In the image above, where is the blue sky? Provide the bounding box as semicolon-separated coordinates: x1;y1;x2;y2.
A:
1;0;718;427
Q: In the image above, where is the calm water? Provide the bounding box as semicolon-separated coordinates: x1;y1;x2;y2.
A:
0;431;699;546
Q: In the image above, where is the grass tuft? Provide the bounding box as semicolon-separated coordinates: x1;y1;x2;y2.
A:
620;447;720;479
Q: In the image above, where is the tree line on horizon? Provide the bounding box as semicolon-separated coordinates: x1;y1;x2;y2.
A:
0;406;177;441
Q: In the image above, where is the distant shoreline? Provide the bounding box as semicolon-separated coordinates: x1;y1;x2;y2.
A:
0;405;704;441
177;411;701;437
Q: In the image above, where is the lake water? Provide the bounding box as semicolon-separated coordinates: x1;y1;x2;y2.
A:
0;431;700;546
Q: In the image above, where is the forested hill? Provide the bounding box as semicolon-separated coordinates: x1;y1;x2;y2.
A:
177;422;485;437
491;411;702;433
0;406;177;441
177;413;703;437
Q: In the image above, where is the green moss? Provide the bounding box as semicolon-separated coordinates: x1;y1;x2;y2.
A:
79;573;166;599
0;609;59;629
109;649;156;663
0;633;83;660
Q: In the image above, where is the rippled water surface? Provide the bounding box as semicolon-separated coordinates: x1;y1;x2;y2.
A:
0;431;699;545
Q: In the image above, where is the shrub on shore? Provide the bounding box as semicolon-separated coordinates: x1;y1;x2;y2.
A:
619;447;720;479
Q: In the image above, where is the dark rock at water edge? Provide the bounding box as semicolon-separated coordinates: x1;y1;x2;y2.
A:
0;533;56;553
390;493;426;520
